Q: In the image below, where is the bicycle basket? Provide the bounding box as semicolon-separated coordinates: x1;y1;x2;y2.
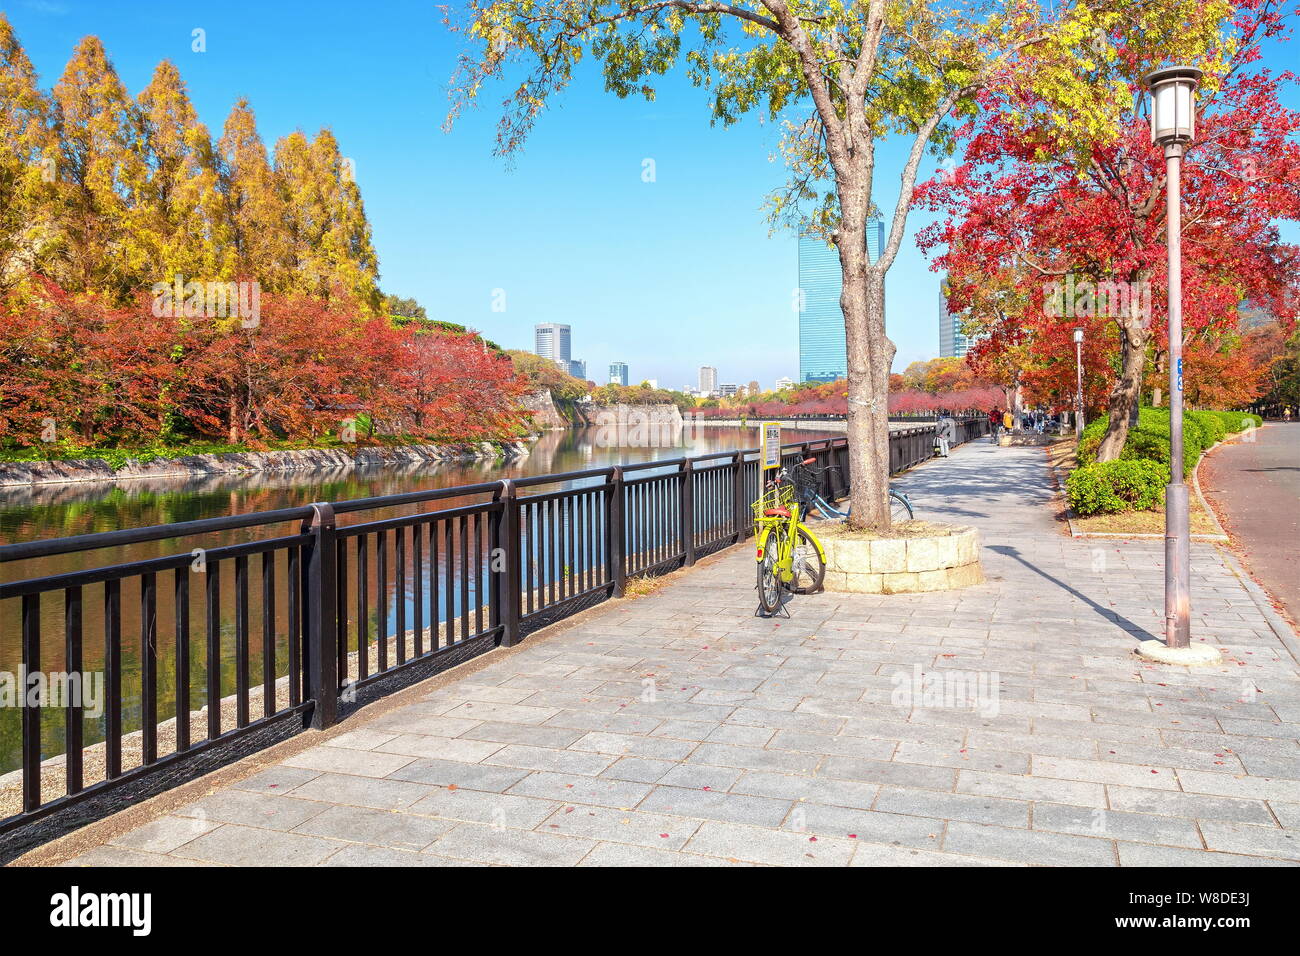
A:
751;482;794;523
791;462;823;505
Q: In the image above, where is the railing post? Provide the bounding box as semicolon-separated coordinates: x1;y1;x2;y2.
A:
302;502;337;730
608;466;626;598
680;458;695;567
494;480;522;647
732;451;746;541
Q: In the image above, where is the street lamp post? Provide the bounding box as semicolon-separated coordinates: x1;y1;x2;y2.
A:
1140;65;1220;664
1073;327;1085;441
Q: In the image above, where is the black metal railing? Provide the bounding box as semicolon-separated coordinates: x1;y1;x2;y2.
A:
0;417;985;858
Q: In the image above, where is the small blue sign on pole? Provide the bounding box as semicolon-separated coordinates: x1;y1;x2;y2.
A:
1176;358;1184;391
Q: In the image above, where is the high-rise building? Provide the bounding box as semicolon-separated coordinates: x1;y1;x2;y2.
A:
698;366;718;395
568;359;587;380
609;362;629;386
938;278;978;358
534;323;571;364
798;222;884;383
719;383;739;397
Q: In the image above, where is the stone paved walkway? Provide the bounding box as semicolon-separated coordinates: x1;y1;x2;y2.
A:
50;441;1300;867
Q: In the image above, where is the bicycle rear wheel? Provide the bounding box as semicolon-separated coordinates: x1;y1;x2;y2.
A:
790;526;825;595
890;490;914;522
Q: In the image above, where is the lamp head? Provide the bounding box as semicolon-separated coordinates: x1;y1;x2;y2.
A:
1073;327;1085;345
1144;66;1202;147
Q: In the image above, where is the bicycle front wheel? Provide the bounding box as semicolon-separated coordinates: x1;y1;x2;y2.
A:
890;490;914;522
790;526;826;595
757;547;783;615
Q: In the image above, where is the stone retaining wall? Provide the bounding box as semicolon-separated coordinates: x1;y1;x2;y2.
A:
0;440;531;488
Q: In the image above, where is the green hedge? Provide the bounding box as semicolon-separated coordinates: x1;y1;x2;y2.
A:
1078;407;1260;473
1070;407;1261;516
1066;459;1169;516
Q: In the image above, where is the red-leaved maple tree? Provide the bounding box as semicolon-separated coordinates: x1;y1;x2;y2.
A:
916;0;1300;458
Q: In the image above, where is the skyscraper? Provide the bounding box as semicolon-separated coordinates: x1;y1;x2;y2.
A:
938;278;977;358
534;323;571;364
698;366;718;395
797;222;885;383
568;359;586;380
609;362;629;386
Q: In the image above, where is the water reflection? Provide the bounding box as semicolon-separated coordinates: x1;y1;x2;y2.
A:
0;425;835;775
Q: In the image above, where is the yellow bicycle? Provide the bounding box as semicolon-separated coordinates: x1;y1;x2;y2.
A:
752;459;827;616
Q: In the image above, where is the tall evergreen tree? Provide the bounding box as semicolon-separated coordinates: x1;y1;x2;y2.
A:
272;129;324;297
310;128;379;309
50;35;148;300
217;98;290;289
137;60;228;283
0;14;57;291
274;128;379;308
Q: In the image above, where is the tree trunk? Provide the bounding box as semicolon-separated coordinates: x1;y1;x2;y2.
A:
1095;318;1149;461
843;240;894;530
1151;349;1166;407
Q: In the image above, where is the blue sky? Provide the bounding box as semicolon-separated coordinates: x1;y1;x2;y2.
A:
7;0;1297;390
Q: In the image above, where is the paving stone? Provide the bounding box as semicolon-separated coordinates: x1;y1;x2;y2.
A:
323;729;402;751
657;763;744;791
1033;803;1202;848
172;824;345;866
638;785;793;827
850;842;1024;867
373;734;506;763
577;842;746;866
282;746;417;778
1200;821;1300;860
956;770;1106;808
109;815;221;854
1116;843;1299;867
1270;801;1300;829
427;822;595;866
683;821;858;866
943;821;1117;866
568;731;697;761
457;721;585;749
61;846;213;867
873;787;1029;828
292;804;456;850
540;804;700;849
1031;755;1179;790
407;787;560;829
386;758;529;792
793;804;945;848
1105;786;1277;826
232;765;322;794
507;771;653;808
731;770;878;810
820;755;955;791
173;790;330;831
319;845;484;867
289;772;435;810
600;756;676;783
687;742;822;775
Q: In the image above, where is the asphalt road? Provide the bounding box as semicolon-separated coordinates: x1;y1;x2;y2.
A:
1200;422;1300;625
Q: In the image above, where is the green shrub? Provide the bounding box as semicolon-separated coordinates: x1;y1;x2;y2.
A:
1066;459;1169;516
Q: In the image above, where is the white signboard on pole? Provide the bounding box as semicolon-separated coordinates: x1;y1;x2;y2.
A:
761;421;781;471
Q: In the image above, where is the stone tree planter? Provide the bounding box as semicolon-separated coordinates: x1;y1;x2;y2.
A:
817;521;983;594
